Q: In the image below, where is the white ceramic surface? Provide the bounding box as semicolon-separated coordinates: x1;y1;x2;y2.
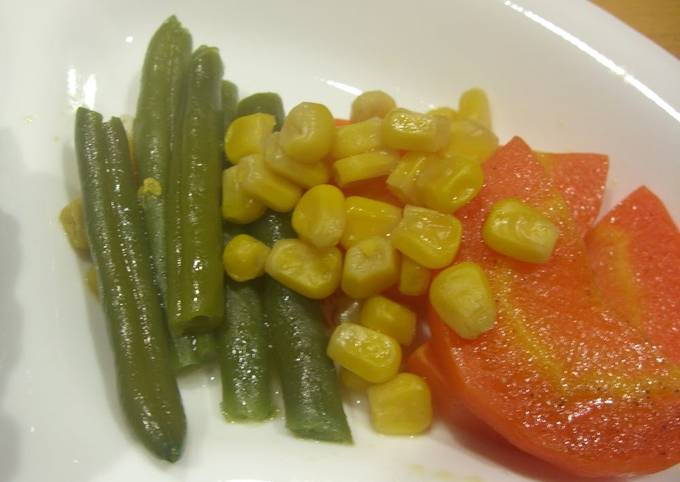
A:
1;0;679;481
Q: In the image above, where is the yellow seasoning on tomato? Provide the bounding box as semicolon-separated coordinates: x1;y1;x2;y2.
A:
391;205;462;269
367;373;432;435
327;322;401;384
482;198;560;263
429;261;496;339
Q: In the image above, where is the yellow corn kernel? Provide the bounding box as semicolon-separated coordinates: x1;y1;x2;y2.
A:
458;88;492;130
385;152;432;205
416;155;484;213
331;117;383;160
222;234;270;282
327;323;401;383
350;90;397;122
224;113;276;163
265;239;342;299
59;198;89;251
441;119;499;164
399;256;431;296
482;198;560;263
342;236;400;299
222;166;267;223
381;108;450;152
360;295;416;346
263;133;330;188
427;107;459;122
85;265;98;297
279;102;335;163
333;150;399;187
367;373;432;435
238;154;302;212
391;205;462;269
292;184;346;249
341;196;402;249
340;367;372;391
429;261;496;339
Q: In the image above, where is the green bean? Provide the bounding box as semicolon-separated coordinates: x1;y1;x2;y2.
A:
172;333;218;371
222;80;239;135
133;18;219;369
133;15;191;298
75;107;185;462
236;92;285;131
166;46;224;336
218;275;272;421
250;212;352;443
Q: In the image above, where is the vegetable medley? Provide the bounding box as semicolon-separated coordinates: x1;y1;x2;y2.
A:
59;15;680;478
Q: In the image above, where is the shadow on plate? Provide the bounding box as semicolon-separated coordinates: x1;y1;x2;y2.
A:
433;400;618;482
0;210;22;482
0;129;24;482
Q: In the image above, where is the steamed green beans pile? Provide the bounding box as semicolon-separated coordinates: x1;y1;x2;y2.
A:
70;16;350;462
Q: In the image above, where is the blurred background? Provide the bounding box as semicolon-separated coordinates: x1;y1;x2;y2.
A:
592;0;680;58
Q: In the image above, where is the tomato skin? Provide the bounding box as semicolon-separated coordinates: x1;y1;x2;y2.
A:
427;137;680;478
586;186;680;365
536;151;609;237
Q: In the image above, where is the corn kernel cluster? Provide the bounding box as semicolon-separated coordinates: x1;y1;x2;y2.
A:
219;87;560;437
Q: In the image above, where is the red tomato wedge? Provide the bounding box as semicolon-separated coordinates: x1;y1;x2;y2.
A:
586;186;680;364
406;343;483;432
536;152;609;238
429;137;680;477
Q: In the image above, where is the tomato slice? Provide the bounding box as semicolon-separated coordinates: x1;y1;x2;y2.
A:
429;137;680;477
536;151;608;238
586;186;680;364
406;343;488;433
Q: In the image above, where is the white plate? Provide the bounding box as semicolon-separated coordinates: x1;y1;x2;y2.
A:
1;1;679;481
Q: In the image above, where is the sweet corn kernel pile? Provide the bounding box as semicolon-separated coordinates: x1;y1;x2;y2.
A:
221;88;560;436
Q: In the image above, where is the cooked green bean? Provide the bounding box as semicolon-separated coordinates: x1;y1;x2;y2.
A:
218;275;272;421
166;46;225;336
133;15;192;298
250;212;352;443
222;80;239;136
172;333;218;371
133;18;219;370
236;92;285;131
75;107;185;462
